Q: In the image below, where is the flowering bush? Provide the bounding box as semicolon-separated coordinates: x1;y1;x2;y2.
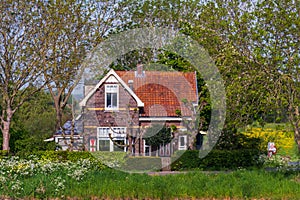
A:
0;156;102;198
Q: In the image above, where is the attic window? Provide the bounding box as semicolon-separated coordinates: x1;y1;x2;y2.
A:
105;84;118;110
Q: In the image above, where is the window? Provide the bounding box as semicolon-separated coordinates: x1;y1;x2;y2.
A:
143;140;151;156
105;84;118;110
97;127;126;152
99;140;110;151
178;135;187;150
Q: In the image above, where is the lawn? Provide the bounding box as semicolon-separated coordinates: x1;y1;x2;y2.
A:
1;123;299;199
0;156;299;199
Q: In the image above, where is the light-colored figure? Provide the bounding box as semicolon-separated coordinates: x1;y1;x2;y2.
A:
268;142;277;158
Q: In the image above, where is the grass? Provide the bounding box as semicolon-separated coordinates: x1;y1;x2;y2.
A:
1;121;300;199
3;167;299;199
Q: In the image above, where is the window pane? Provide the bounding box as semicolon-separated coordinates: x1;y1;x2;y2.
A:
113;140;125;151
180;136;185;146
106;84;118;109
106;85;118;92
112;93;117;107
106;93;112;108
99;140;110;151
106;93;118;108
145;146;150;156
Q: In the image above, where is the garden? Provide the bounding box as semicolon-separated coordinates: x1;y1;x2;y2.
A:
0;142;299;200
0;123;299;199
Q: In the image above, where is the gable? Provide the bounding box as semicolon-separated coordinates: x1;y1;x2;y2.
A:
79;69;144;107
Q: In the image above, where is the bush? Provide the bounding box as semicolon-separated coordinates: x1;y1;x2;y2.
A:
242;126;295;155
171;149;263;171
91;151;127;168
0;150;9;159
14;150;96;162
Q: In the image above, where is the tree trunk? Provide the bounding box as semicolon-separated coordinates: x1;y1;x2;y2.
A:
1;105;13;151
56;110;63;130
295;107;300;152
2;120;11;151
293;122;300;152
294;125;300;152
54;100;63;131
289;105;300;152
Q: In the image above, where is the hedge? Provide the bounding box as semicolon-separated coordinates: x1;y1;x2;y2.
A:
171;149;264;171
2;149;264;171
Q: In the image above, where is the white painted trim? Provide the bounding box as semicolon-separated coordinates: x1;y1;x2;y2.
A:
75;114;82;121
179;128;187;131
139;117;192;121
97;127;127;152
143;139;151;156
44;137;54;142
79;69;144;107
178;135;187;150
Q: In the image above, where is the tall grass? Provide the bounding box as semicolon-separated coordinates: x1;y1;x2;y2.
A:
8;169;299;199
0;156;299;199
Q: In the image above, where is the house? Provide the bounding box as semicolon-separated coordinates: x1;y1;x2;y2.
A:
79;65;199;156
52;119;83;151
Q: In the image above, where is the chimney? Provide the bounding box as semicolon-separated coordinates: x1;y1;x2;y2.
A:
135;63;145;77
128;80;134;91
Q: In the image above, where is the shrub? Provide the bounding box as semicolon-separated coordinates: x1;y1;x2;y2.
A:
242;126;295;155
91;151;127;168
171;149;263;171
15;151;96;162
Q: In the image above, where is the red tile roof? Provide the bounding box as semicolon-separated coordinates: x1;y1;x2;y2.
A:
116;70;198;117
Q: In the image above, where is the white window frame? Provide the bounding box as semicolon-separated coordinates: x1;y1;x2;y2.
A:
143;139;151;156
97;127;127;152
178;135;187;150
105;84;119;110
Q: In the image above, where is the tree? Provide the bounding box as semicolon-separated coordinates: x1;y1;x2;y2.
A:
0;0;48;151
144;124;173;149
251;0;300;152
41;0;134;132
109;0;213;150
8;90;56;154
195;0;300;151
129;0;199;29
39;0;92;131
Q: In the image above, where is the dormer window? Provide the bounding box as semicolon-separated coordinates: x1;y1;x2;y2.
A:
105;84;118;110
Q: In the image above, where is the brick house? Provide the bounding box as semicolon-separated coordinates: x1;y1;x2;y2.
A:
79;65;199;156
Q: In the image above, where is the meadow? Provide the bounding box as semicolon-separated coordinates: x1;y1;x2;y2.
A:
0;123;299;199
0;155;299;200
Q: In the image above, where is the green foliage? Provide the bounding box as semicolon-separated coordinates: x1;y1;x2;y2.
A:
242;125;295;156
194;0;300;150
13;150;107;170
216;128;263;151
0;150;8;159
171;149;263;171
39;150;68;161
7;90;56;154
91;151;127;168
144;124;173;148
175;109;181;116
0;157;299;199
